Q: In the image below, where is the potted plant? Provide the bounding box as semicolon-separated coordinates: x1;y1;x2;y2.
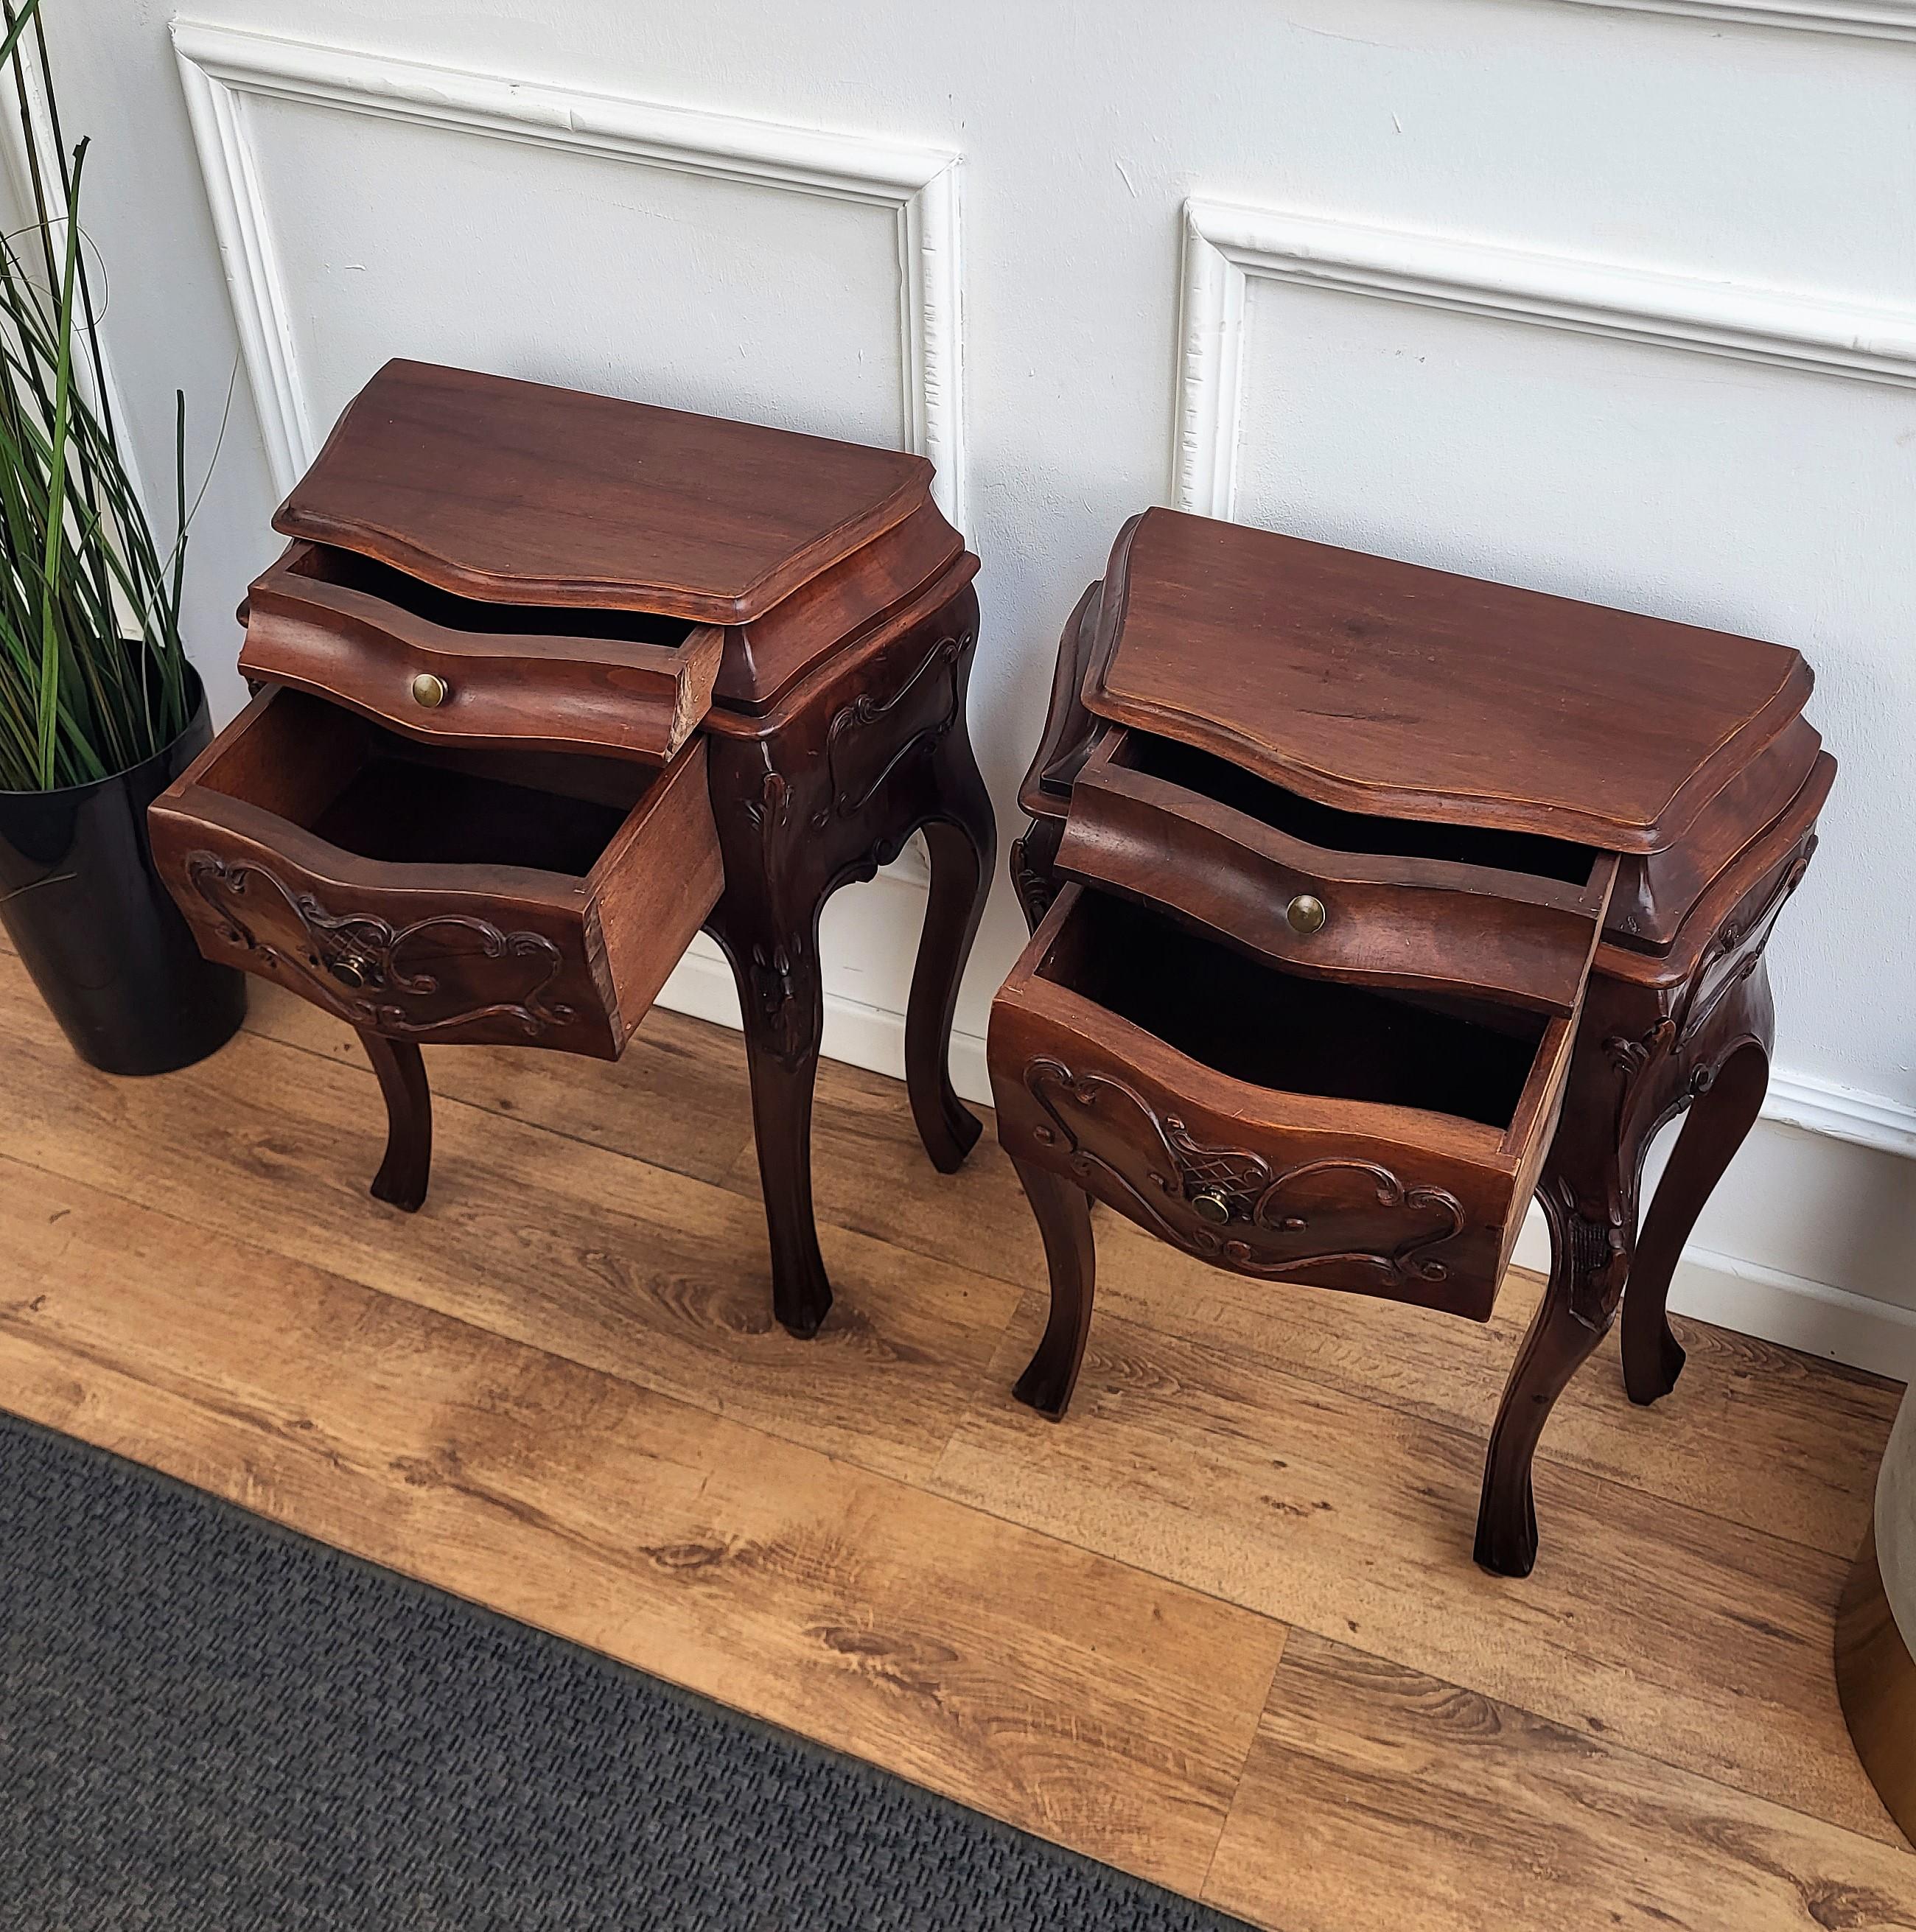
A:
0;0;244;1073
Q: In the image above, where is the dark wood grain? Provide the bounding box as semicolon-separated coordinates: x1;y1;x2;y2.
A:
1083;506;1813;853
275;359;933;629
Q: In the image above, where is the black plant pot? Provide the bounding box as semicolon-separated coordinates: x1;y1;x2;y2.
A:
0;666;247;1075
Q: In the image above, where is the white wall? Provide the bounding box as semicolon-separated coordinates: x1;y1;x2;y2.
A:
44;0;1916;1372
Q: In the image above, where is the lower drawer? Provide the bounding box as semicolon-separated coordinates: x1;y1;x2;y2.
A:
988;883;1577;1319
149;687;721;1057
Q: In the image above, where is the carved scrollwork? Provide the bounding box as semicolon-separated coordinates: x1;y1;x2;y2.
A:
1537;1172;1631;1333
1009;828;1062;934
183;852;579;1040
1676;849;1811;1048
745;934;815;1071
1024;1057;1466;1287
1603;1017;1676;1080
811;632;967;826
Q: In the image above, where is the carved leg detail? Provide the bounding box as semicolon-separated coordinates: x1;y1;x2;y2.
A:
1623;1036;1770;1406
1476;1195;1629;1578
362;1031;431;1214
1010;816;1064;936
713;913;832;1339
904;745;996;1175
1010;1157;1097;1420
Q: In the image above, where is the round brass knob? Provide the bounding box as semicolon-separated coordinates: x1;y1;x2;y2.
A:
410;671;449;709
329;953;372;990
1286;892;1326;937
1189;1188;1233;1226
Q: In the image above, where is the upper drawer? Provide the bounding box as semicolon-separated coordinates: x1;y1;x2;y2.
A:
149;687;721;1059
1056;729;1615;1015
238;542;726;765
989;883;1576;1321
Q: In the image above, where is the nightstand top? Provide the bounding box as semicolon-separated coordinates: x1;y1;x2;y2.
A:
275;360;934;628
1083;508;1813;854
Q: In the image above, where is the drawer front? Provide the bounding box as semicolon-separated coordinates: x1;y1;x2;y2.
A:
1059;736;1614;1015
162;829;623;1056
150;689;721;1057
990;886;1578;1320
239;545;724;766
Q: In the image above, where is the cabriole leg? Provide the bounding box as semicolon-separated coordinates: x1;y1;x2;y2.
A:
903;737;996;1175
1010;1155;1097;1419
1623;967;1775;1406
1476;1186;1629;1577
361;1030;431;1214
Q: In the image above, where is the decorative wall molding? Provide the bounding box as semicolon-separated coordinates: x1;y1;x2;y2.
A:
1173;200;1916;519
1171;194;1916;1375
169;20;965;525
1768;1071;1916;1162
1553;0;1916;42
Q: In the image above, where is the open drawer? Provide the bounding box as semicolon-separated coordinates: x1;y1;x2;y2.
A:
239;542;727;766
149;687;721;1058
1057;728;1617;1015
988;883;1577;1320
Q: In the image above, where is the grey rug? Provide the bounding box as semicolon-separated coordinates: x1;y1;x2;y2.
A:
0;1409;1251;1930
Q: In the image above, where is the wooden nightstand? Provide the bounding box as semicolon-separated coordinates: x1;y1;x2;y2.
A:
1001;508;1831;1577
150;360;996;1338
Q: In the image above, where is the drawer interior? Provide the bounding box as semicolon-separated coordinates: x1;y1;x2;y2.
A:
199;688;652;879
290;544;697;651
1116;732;1600;886
1040;887;1548;1130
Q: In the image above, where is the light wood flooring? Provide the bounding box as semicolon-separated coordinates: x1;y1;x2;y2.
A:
1;937;1912;1930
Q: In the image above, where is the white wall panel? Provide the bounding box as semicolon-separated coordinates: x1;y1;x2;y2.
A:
245;94;909;460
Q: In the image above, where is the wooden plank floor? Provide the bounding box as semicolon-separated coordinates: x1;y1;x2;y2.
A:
2;940;1913;1928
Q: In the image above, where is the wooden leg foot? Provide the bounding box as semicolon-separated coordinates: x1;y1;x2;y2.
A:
1623;1037;1769;1406
1477;1194;1627;1577
361;1032;431;1214
1009;1156;1097;1419
903;755;996;1176
717;917;833;1338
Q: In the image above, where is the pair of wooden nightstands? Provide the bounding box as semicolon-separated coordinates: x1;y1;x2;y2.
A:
150;362;1828;1579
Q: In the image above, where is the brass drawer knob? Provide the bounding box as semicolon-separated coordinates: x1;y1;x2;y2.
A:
410;671;450;709
1286;892;1326;936
329;951;374;990
1190;1188;1233;1225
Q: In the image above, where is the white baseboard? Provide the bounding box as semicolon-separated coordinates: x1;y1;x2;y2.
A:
654;934;993;1109
1511;1208;1916;1383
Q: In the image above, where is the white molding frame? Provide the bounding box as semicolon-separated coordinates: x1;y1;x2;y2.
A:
1766;1071;1916;1161
1553;0;1916;41
169;19;965;525
1173;196;1916;1374
1171;195;1916;1177
1173;200;1916;522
